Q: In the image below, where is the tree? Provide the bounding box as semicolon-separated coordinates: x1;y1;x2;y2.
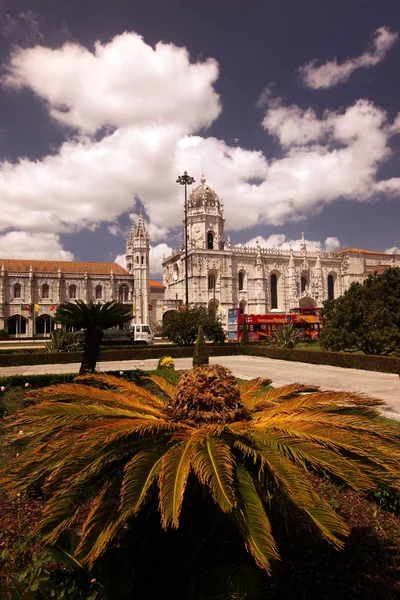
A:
4;364;400;587
163;306;225;346
320;267;400;355
240;314;249;345
193;325;209;366
54;301;133;373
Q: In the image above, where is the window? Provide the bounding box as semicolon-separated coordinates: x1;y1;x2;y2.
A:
301;276;308;294
95;285;102;299
141;255;144;265
327;274;335;301
69;284;77;299
42;284;49;299
208;273;216;290
13;283;21;298
127;263;132;271
238;271;244;291
207;231;214;250
270;274;278;309
239;301;246;315
119;285;129;302
136;256;139;264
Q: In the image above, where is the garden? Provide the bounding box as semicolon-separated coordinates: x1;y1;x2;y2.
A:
1;355;400;599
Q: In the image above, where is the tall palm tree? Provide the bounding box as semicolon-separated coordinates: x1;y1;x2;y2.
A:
54;300;133;373
2;365;400;582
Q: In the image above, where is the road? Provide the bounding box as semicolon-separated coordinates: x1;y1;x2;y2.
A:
1;354;399;419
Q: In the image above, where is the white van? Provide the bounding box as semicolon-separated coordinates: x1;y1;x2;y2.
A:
130;323;154;345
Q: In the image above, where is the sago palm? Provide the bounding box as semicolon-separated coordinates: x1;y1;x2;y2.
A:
2;364;400;577
54;300;132;373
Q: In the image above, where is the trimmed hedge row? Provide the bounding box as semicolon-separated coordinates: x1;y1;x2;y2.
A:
0;344;241;367
0;368;146;390
244;345;400;375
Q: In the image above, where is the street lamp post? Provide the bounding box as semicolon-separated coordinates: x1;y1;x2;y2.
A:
176;170;195;308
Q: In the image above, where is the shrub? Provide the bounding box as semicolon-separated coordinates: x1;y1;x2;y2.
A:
193;325;209;367
163;306;225;346
244;345;400;374
44;329;82;353
270;323;300;349
157;356;175;370
0;329;10;339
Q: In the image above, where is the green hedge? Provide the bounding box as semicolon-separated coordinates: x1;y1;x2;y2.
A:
244;345;400;374
0;368;147;390
0;344;240;367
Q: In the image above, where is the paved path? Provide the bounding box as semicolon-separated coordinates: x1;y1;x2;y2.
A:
1;355;399;419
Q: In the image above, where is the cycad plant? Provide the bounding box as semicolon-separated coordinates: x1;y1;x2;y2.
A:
2;365;400;585
54;301;132;373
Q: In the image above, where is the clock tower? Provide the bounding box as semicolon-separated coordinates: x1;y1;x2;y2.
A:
186;176;225;251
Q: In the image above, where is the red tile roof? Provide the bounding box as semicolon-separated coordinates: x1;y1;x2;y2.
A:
0;259;129;275
335;248;393;256
150;280;165;289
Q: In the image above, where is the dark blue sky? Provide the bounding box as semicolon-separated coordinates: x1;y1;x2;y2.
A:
0;0;399;273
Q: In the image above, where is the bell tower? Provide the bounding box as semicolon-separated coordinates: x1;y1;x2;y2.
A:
187;176;225;251
125;209;150;323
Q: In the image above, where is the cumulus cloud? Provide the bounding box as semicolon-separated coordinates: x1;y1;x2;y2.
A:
385;246;400;254
243;234;340;252
0;32;400;256
2;32;221;134
299;26;398;89
0;231;74;260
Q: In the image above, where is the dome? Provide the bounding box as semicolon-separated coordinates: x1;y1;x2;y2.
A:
188;176;222;210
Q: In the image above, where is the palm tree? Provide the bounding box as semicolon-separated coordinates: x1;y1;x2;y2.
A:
3;365;400;580
270;323;300;348
54;300;133;373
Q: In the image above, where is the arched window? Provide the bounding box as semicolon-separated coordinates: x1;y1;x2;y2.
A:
42;283;49;299
141;255;144;265
13;283;21;298
327;274;335;301
270;274;278;309
301;276;308;294
238;271;244;291
208;273;216;290
95;285;102;299
207;232;214;250
136;256;139;264
119;285;129;302
69;284;77;299
127;263;132;271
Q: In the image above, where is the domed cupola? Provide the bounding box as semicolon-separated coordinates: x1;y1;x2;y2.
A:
188;176;223;214
186;176;225;251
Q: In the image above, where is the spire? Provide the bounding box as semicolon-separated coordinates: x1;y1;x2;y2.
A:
136;207;147;238
300;232;306;254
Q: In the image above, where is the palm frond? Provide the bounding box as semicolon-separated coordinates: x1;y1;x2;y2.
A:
76;373;166;407
234;438;349;549
250;383;319;408
120;449;163;516
145;374;177;399
265;390;384;413
233;465;279;573
191;436;236;513
54;300;132;330
159;430;204;528
27;383;164;417
239;379;265;410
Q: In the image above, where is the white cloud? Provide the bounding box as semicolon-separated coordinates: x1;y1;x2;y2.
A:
299;26;398;89
0;32;399;254
243;234;340;252
385;246;400;254
115;242;172;277
2;32;221;134
0;231;74;260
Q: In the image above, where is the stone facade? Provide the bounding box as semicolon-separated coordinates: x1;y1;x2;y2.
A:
0;212;165;338
162;177;400;324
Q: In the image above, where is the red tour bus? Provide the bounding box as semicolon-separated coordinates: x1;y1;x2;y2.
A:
227;307;322;342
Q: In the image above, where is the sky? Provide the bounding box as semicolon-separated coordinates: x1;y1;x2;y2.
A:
0;0;400;279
